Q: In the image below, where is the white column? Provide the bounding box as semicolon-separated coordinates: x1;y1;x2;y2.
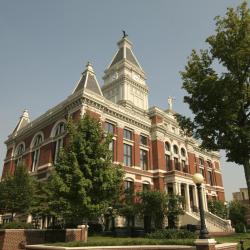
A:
185;184;191;212
193;185;198;211
173;182;178;195
203;187;208;211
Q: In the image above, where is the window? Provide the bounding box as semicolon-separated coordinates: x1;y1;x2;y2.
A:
105;122;115;134
165;142;170;151
181;148;186;157
55;122;66;136
143;183;150;192
174;157;179;170
124;144;132;166
207;170;214;186
140;135;147;146
54;122;66;163
124;180;134;194
207;161;212;169
165;154;171;171
140;149;148;170
173;145;179;154
199;158;204;167
200;167;205;177
31;134;43;172
124;129;132;140
15;143;25;166
109;140;115;161
181;160;187;172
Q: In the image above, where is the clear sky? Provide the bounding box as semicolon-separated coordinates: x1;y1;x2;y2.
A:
0;0;247;200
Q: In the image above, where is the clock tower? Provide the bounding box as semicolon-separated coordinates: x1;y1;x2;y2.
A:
102;35;149;112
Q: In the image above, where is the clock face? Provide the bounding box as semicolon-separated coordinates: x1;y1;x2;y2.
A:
133;72;140;81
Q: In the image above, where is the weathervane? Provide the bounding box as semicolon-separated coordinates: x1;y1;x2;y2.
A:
122;30;128;38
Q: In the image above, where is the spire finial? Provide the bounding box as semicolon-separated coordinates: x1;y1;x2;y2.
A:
21;109;29;119
85;61;94;73
122;30;128;38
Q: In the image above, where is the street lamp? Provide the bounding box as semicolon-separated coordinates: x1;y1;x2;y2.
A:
193;173;209;239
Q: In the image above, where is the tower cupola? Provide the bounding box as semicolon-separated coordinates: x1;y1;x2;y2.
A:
102;34;149;111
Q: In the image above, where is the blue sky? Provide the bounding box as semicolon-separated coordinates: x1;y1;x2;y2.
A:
0;0;247;200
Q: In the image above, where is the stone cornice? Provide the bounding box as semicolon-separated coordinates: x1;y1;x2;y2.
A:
5;89;152;146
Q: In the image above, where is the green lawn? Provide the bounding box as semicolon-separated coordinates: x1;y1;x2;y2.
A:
51;236;195;247
215;233;248;249
49;233;250;248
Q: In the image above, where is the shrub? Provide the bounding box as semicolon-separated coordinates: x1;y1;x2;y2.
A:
146;229;196;239
235;222;246;233
0;221;34;229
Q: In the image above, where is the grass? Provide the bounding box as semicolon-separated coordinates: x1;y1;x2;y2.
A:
215;233;249;249
50;236;195;247
49;233;250;248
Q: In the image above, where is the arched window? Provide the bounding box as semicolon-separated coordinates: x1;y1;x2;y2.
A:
165;142;170;151
142;182;150;192
53;122;66;163
173;145;179;154
15;142;25;166
124;178;134;195
181;148;186;157
31;133;43;172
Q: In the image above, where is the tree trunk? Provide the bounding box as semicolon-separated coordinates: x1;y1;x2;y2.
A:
243;159;250;202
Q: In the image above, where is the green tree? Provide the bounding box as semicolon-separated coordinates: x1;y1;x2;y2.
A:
0;164;35;221
48;114;124;226
208;200;227;219
176;2;250;197
138;190;168;231
228;201;248;232
118;185;138;231
166;194;184;229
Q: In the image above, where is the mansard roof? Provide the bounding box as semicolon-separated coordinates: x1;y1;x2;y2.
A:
107;36;143;70
73;62;103;96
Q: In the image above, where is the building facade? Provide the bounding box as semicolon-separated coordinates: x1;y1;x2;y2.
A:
1;36;231;232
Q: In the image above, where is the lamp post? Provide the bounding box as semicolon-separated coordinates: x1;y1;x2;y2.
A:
193;173;209;239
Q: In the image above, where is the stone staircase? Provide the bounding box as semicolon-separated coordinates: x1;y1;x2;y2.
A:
179;211;234;233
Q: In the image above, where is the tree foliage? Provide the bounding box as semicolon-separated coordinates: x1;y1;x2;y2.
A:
138;190;168;230
208;200;227;219
176;2;250;196
138;191;184;230
228;201;248;227
0;164;35;220
48;114;124;226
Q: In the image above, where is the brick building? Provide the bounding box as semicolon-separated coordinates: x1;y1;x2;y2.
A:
1;36;232;232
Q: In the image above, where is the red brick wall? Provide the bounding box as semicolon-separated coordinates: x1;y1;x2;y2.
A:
134;134;140;167
0;228;88;250
188;153;196;175
39;143;53;166
215;172;223;187
217;191;225;201
86;109;101;119
152;140;165;170
151;115;163;125
116;127;123;163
